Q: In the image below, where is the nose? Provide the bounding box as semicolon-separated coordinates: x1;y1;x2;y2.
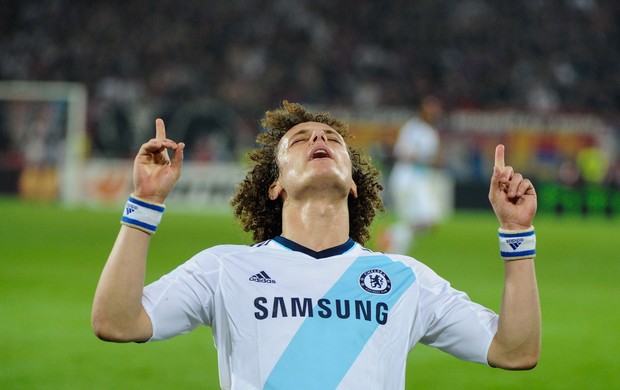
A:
310;129;328;144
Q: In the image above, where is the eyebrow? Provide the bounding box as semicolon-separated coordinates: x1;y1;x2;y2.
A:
290;128;341;138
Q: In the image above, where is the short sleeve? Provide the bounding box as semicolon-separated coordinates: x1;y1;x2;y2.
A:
142;252;220;341
416;265;498;365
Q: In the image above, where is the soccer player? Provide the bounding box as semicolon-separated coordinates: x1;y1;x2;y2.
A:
92;101;540;389
385;95;443;254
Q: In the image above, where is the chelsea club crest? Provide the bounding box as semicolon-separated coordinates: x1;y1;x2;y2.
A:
359;269;392;294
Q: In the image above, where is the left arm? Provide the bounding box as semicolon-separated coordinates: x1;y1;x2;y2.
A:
487;144;541;370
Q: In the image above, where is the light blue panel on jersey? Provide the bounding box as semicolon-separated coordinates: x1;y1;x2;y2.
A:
264;255;415;389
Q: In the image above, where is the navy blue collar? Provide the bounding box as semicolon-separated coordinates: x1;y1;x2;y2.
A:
273;236;355;259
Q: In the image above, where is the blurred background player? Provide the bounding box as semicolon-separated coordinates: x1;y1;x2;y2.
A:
385;95;443;254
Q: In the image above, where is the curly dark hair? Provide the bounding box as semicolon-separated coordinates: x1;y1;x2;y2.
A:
230;101;384;244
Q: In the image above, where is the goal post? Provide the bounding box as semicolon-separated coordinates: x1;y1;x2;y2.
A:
0;80;88;205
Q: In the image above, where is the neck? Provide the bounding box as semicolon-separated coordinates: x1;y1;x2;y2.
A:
280;197;351;252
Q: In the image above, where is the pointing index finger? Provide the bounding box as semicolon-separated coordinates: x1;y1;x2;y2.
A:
495;144;505;168
155;118;166;140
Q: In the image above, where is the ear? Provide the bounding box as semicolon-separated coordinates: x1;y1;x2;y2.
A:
349;182;358;198
269;180;284;200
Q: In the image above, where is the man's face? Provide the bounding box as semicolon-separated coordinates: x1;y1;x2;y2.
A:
269;121;357;201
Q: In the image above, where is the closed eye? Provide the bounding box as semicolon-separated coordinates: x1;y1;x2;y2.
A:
291;137;307;146
324;130;344;144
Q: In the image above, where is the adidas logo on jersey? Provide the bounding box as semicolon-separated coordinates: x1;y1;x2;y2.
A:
506;237;525;250
249;271;276;284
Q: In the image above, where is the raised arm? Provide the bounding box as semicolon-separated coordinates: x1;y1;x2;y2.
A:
91;119;184;342
487;144;541;370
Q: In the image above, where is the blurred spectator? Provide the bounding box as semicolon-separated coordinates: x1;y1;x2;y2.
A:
1;0;619;158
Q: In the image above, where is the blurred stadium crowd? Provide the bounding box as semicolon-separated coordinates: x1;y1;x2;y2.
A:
1;0;619;212
2;1;619;121
2;1;619;107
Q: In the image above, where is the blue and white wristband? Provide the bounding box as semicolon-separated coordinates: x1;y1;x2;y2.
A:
121;194;165;235
498;226;536;260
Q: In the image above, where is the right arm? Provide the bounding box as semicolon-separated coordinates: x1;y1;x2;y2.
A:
91;119;184;342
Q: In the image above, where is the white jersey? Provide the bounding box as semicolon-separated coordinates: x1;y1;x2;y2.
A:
392;116;439;165
389;116;442;225
142;237;498;390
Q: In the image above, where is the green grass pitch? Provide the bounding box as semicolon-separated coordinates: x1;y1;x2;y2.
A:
1;198;618;389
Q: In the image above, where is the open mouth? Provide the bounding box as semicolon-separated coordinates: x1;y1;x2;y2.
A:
310;147;332;160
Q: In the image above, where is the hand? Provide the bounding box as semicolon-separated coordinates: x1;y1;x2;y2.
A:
132;118;185;204
488;144;537;230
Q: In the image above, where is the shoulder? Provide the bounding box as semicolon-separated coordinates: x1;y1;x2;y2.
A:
364;249;424;267
354;247;418;270
189;243;254;261
401;117;425;130
190;239;288;264
376;252;446;283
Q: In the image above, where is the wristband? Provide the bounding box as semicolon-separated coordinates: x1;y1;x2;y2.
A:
498;226;536;260
120;194;165;234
